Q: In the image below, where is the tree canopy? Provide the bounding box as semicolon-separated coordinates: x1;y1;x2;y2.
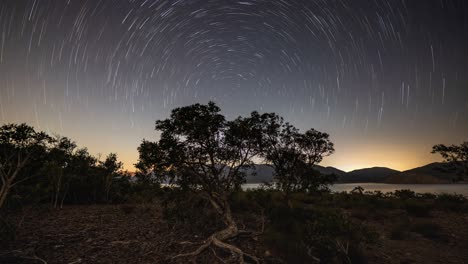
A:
432;141;468;181
137;101;336;262
0;123;53;208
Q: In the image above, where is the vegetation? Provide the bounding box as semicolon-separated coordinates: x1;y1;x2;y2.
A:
135;102;338;262
432;141;468;181
257;112;335;198
0;124;53;209
1;103;467;263
0;123;133;211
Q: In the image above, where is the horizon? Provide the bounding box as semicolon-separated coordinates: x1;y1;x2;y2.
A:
0;0;467;173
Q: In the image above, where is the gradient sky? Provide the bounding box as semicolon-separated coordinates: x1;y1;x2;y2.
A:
0;0;467;172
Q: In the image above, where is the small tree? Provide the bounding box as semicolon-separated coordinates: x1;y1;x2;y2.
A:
0;124;52;209
44;136;77;208
138;102;262;262
257;112;335;197
135;139;165;185
432;141;468;181
100;153;123;203
66;147;99;204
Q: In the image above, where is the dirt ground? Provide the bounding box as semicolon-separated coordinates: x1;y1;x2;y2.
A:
1;204;467;264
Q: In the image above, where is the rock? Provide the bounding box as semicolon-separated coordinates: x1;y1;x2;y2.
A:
68;258;82;264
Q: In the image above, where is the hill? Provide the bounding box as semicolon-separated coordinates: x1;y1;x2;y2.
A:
339;167;400;183
245;164;345;183
245;164;274;183
385;162;463;184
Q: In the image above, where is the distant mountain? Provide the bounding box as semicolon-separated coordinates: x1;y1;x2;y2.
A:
245;164;345;183
385;162;464;184
245;164;274;183
314;165;346;177
339;167;400;183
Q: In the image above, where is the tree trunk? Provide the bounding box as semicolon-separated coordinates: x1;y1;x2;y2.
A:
54;174;62;208
214;198;238;238
60;183;70;209
0;182;10;209
173;195;258;263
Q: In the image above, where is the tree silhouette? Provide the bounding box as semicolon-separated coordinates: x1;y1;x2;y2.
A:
432;141;468;181
0;123;53;209
100;153;123;203
137;102;263;262
44;136;78;208
256;112;335;198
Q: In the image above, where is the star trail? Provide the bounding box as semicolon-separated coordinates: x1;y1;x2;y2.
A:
0;0;467;171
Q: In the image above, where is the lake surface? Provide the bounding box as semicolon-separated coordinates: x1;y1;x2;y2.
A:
243;183;468;196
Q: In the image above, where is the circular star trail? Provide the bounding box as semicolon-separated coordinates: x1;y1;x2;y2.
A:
0;0;467;171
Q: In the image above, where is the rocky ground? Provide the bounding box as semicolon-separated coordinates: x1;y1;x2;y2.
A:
1;203;467;263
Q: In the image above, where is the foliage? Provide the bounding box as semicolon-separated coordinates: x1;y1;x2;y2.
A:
434;193;467;212
392;189;416;200
0;123;53;209
1;123;131;209
100;153;124;203
432;141;468;181
136;101;267;232
161;188;224;233
256;112;335;196
263;200;377;263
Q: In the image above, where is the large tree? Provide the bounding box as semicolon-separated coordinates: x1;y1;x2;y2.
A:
0;123;53;209
138;102;263;262
432;141;468;181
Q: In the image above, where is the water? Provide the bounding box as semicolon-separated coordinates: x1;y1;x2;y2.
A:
243;183;468;196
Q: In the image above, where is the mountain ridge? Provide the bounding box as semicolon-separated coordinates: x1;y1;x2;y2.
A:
245;163;464;184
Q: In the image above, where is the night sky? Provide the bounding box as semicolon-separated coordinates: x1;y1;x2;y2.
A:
0;0;467;172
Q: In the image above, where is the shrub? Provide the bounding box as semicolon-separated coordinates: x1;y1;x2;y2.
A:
418;193;437;200
393;189;416;200
230;190;258;213
126;184;162;204
263;203;377;263
435;193;467;212
161;189;223;234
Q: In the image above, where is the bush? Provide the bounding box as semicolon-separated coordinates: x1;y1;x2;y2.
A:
126;184;162;204
418;193;437;200
436;193;466;203
161;189;223;234
230;190;257;213
393;189;416;200
435;193;467;212
263;201;377;263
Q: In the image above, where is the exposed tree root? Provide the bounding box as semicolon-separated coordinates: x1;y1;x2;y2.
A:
171;224;259;264
0;250;48;264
